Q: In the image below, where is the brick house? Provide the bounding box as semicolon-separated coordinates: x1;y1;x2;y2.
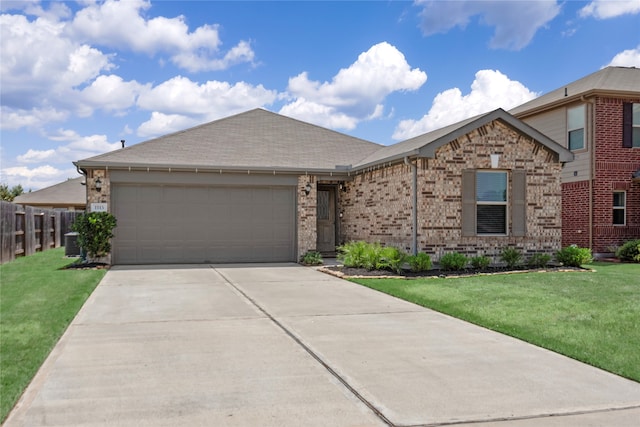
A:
511;66;640;256
75;108;572;264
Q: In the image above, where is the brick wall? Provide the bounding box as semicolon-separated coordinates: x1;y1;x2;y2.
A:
297;175;317;259
340;120;564;261
592;97;640;253
561;180;590;247
86;169;110;208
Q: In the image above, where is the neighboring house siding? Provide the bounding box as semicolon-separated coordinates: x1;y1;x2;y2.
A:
521;104;591;183
592;97;640;253
561;180;591;248
340;121;563;260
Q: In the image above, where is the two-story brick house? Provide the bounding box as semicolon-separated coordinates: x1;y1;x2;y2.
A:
511;66;640;256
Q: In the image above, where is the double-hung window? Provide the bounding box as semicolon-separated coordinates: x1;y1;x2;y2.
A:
462;169;526;237
476;171;508;234
623;103;640;148
613;191;626;225
567;105;586;151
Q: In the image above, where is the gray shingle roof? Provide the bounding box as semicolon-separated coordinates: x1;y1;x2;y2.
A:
511;66;640;117
76;109;382;172
13;177;85;206
353;108;574;168
76;107;573;175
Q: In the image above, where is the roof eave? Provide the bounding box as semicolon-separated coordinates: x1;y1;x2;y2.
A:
512;88;640;119
73;160;354;176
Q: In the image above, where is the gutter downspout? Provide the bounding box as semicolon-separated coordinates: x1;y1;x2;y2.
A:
582;95;595;251
404;157;418;255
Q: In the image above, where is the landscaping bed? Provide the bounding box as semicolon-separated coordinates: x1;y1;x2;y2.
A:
321;264;589;279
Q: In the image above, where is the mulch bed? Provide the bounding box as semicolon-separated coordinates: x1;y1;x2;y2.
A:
319;264;590;279
61;261;110;270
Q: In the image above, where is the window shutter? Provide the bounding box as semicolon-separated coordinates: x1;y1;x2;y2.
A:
623;102;633;148
512;170;526;237
462;170;476;237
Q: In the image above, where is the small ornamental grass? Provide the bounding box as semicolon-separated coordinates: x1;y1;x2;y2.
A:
527;253;552;268
439;252;469;271
300;251;323;265
470;255;491;270
407;253;432;272
500;248;523;268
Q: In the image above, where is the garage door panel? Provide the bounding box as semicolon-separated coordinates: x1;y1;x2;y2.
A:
113;184;295;264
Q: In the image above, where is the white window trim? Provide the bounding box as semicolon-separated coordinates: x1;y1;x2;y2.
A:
633;103;640;148
567;104;586;151
613;191;626;226
476;170;508;236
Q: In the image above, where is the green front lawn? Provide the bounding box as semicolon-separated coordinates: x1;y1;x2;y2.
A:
0;249;106;422
351;262;640;382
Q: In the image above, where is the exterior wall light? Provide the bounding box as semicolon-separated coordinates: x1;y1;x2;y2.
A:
304;183;312;195
95;177;103;192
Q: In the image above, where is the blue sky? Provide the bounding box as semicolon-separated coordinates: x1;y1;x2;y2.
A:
1;0;639;190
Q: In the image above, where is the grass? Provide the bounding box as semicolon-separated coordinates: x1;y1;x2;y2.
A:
0;248;106;422
350;262;640;382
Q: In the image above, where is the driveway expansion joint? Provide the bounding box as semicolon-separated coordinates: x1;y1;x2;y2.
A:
214;267;395;427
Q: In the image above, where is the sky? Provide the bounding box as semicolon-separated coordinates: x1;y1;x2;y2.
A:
1;0;639;190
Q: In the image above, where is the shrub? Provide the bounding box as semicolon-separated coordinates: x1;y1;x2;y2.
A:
300;251;323;265
337;241;368;268
71;212;117;261
528;253;551;268
500;248;523;268
615;239;640;263
439;252;468;271
470;255;491;270
378;246;407;274
555;245;593;267
408;253;432;272
361;242;383;271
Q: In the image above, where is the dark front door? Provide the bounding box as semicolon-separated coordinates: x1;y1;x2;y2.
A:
316;186;336;253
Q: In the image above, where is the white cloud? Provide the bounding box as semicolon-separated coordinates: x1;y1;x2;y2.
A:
0;164;79;191
68;0;255;72
137;76;277;117
79;75;148;116
393;69;537;140
280;42;426;130
579;0;640;19
607;46;640;67
136;112;200;138
12;129;122;166
415;0;561;50
0;106;68;131
17;149;56;163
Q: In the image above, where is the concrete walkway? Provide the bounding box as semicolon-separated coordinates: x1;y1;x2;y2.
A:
5;264;640;426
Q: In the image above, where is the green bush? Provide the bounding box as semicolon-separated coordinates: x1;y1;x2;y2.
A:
555;245;593;267
528;253;551;268
615;239;640;263
71;212;117;261
407;253;432;272
378;246;407;274
358;242;382;271
470;255;491;269
439;252;468;271
500;248;523;268
300;251;323;265
337;241;368;268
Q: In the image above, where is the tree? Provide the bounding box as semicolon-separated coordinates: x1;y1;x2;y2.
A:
71;212;117;262
0;184;24;201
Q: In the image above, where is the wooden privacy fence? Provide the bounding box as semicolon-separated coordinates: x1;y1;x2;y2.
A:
0;201;81;264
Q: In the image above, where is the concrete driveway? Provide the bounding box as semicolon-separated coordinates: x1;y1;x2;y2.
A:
5;264;640;427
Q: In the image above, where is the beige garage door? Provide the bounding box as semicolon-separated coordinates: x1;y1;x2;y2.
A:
112;184;296;264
